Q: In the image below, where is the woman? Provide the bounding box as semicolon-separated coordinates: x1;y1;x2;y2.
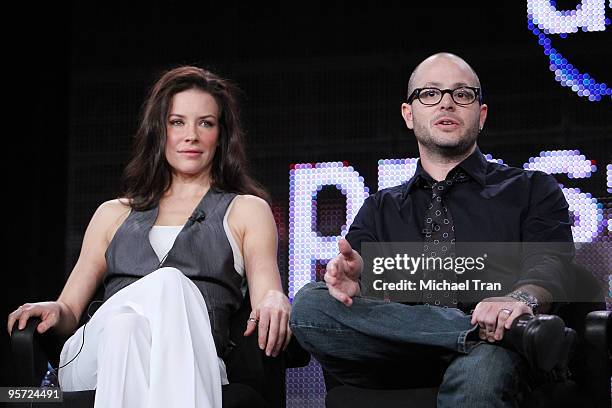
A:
7;66;291;408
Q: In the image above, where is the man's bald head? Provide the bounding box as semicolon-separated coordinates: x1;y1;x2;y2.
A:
400;52;488;161
406;53;481;99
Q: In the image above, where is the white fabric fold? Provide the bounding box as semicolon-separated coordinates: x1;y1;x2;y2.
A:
59;267;222;408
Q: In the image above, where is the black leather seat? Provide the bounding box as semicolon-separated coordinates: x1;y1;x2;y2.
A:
323;307;610;408
10;291;310;408
324;264;611;408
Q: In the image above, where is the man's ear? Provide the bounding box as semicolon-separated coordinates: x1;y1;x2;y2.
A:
401;103;414;130
479;103;488;131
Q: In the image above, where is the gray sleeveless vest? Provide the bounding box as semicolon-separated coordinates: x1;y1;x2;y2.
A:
103;188;244;356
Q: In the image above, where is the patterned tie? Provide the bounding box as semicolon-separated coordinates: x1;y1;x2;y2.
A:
421;170;468;307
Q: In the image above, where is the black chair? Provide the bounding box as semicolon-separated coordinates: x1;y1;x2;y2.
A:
10;292;310;408
323;306;610;408
324;263;611;408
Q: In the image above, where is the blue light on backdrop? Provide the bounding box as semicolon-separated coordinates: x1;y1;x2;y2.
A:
527;0;612;101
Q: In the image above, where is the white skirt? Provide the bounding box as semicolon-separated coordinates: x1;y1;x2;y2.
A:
58;267;225;408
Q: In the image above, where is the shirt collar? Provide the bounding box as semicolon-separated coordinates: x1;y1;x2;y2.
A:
456;146;487;187
404;146;488;194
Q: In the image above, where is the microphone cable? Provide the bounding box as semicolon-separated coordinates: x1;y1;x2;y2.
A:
55;211;202;372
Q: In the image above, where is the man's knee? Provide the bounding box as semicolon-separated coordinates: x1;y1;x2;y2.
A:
290;281;333;327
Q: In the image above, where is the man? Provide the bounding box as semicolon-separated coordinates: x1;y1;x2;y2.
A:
289;53;576;407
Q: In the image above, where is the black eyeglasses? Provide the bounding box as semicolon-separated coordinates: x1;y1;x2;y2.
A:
407;87;481;106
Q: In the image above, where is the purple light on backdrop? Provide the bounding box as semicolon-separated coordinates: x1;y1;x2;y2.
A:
607;163;612;195
288;150;609;298
288;162;369;299
525;150;603;242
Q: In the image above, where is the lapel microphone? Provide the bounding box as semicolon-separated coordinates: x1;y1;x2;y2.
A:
188;209;206;223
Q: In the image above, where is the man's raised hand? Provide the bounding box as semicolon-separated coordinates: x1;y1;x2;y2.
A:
324;238;363;306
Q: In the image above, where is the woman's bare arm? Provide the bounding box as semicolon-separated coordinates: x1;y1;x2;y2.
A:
227;195;291;357
8;199;130;336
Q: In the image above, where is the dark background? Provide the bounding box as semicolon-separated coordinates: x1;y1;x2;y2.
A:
3;1;610;399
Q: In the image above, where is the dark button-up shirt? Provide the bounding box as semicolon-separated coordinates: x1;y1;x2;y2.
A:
346;146;575;308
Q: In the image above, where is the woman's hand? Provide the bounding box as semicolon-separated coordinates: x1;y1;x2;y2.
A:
7;301;70;335
243;289;292;357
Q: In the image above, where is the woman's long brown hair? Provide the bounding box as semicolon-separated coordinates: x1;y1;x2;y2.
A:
120;66;268;210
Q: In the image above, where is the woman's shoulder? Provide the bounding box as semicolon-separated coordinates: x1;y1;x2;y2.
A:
227;194;272;226
226;195;276;244
231;194;270;213
97;198;132;215
88;199;132;244
91;199;132;231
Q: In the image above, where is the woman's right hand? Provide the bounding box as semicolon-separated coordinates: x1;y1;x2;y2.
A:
7;301;64;335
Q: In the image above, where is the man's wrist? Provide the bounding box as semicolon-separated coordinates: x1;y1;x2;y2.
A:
508;290;541;314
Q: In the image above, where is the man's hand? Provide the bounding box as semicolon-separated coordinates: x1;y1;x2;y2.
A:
470;297;533;342
324;239;363;306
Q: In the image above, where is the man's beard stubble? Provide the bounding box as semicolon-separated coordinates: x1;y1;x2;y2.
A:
413;120;480;160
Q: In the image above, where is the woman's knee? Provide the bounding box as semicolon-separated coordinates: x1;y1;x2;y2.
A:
150;267;186;282
144;267;193;293
101;312;151;343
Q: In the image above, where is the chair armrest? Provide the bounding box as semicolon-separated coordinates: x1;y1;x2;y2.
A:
261;338;309;408
10;318;46;386
284;337;310;368
226;331;308;407
584;310;611;408
224;330;284;407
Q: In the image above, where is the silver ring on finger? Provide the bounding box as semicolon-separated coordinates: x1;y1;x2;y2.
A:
499;308;513;315
247;317;260;324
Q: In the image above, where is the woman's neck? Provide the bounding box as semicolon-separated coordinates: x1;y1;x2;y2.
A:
166;173;212;200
